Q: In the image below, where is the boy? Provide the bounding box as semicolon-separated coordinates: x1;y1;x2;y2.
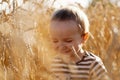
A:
49;6;108;80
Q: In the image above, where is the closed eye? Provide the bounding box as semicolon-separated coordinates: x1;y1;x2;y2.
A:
52;40;58;43
65;39;73;43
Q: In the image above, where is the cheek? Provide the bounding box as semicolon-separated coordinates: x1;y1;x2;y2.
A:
51;43;57;49
71;44;79;50
51;43;60;51
71;42;81;50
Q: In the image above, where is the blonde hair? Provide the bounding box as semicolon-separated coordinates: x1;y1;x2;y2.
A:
51;6;89;35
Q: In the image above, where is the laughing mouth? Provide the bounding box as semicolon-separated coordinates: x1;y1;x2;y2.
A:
60;50;71;54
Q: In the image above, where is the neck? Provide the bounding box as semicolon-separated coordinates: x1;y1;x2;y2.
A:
70;48;85;64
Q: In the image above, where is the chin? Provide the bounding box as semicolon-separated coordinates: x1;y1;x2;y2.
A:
60;51;73;56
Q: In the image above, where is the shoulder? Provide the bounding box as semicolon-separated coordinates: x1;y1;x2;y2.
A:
76;51;104;69
79;51;107;72
83;51;103;64
85;51;108;79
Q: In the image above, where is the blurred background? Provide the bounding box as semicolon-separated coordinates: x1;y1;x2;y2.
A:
0;0;120;80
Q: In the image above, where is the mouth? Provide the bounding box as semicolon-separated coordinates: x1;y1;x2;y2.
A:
59;49;72;54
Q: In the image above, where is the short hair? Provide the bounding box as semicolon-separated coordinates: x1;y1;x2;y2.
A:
51;6;89;34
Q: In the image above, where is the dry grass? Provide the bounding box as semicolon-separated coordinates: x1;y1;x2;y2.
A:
0;0;120;80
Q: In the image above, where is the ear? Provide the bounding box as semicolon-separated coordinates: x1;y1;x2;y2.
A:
81;32;89;43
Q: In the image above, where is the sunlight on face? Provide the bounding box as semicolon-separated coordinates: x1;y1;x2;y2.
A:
50;20;83;56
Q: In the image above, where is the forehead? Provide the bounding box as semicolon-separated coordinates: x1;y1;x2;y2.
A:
50;20;80;37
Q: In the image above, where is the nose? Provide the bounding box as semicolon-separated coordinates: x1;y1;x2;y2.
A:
55;42;67;51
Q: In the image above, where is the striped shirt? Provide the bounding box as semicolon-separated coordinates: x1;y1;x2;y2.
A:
50;51;107;80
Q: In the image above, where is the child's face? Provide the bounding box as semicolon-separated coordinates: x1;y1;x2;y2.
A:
50;20;83;56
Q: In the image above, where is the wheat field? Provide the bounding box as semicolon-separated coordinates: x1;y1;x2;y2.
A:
0;0;120;80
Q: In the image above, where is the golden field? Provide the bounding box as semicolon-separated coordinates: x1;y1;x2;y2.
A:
0;0;120;80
